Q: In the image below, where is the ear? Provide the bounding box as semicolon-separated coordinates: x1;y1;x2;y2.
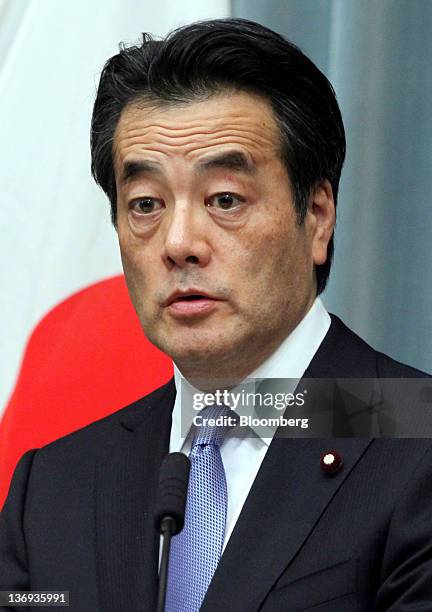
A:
306;179;336;266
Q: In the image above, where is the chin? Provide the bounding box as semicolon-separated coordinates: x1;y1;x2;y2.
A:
167;335;236;365
170;343;225;363
145;321;244;364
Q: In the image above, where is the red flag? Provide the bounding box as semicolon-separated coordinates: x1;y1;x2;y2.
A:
0;275;173;508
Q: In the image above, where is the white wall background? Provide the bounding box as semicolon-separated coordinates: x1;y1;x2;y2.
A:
0;0;229;414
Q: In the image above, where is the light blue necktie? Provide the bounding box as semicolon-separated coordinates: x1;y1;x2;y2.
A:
165;404;234;612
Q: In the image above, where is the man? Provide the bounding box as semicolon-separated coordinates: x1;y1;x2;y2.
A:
1;18;432;611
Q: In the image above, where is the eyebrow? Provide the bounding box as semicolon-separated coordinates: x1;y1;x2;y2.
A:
121;160;162;184
120;150;257;184
196;151;257;175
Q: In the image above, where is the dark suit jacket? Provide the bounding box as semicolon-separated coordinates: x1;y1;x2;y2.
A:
1;315;432;611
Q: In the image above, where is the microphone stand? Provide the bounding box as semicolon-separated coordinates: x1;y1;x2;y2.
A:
154;452;190;612
156;516;176;612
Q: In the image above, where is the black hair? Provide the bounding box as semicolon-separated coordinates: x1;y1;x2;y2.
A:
91;18;345;294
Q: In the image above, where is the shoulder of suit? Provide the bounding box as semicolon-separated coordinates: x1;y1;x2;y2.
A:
34;377;175;457
327;314;430;378
375;351;430;378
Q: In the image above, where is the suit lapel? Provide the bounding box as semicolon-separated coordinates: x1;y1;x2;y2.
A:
202;314;378;610
201;437;371;611
94;380;175;611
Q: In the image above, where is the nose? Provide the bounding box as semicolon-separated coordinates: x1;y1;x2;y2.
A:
162;201;211;269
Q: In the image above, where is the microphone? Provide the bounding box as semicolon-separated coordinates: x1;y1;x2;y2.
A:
154;452;191;612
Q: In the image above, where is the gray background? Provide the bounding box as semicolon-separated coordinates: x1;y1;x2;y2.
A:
233;0;432;374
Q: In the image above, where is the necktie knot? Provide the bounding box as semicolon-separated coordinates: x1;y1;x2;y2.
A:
192;404;237;449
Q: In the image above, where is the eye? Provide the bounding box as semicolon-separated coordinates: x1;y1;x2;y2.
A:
205;192;244;211
130;197;164;214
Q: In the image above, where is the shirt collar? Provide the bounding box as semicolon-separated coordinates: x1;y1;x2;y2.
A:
171;297;331;449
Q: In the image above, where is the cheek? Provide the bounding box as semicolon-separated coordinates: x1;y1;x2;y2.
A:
238;214;298;276
119;223;151;277
119;236;141;283
233;218;310;310
118;235;156;312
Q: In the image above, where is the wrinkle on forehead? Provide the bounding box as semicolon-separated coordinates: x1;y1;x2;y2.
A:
113;93;282;165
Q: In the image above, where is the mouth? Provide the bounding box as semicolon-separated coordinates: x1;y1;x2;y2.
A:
172;294;207;302
165;289;217;305
164;290;221;318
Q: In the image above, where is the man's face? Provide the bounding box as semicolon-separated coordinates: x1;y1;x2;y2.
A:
114;91;332;380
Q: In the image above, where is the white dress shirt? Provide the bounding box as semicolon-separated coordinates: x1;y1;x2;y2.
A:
169;297;330;551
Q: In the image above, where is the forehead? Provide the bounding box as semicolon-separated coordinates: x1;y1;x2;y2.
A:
113;91;282;172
